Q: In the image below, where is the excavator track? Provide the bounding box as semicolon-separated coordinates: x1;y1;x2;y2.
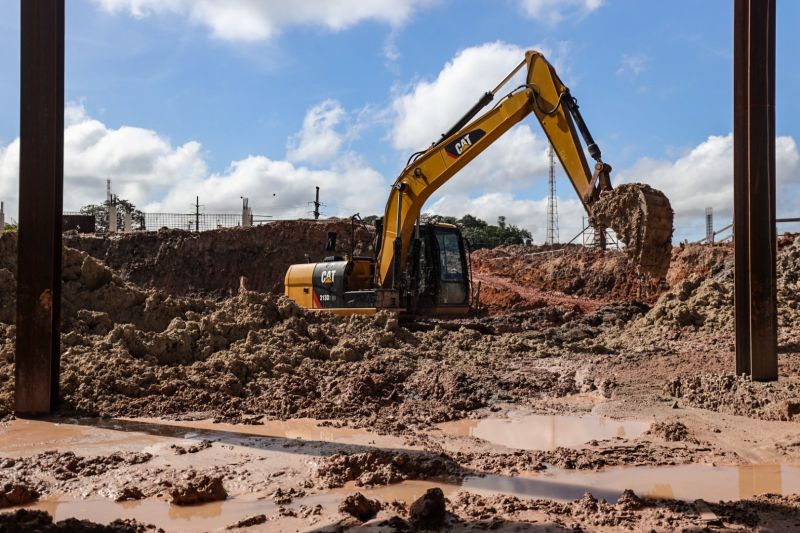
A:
592;183;674;279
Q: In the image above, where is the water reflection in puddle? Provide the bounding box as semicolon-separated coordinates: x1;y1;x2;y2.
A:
438;413;650;450
347;464;800;504
28;497;270;532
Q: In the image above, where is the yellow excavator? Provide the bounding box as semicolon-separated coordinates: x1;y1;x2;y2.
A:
285;50;672;316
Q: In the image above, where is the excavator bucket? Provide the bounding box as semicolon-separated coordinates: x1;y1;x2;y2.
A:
591;183;674;278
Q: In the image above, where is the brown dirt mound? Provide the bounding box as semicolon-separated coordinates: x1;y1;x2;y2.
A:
63;219;374;296
0;509;157;532
666;373;800;422
315;450;464;488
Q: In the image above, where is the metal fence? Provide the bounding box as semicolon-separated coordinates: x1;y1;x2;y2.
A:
63;211;276;232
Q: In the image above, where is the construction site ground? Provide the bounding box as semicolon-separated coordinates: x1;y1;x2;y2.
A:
0;220;799;532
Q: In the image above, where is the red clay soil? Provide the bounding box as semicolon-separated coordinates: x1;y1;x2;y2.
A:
470;242;734;314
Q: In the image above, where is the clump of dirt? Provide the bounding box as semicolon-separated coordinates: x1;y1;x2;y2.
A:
592;183;674;278
666;373;800;421
0;451;152;482
170;440;212;455
169;472;227;505
0;509;158;532
315;450;464;488
638;270;733;332
227;514;267;529
451;490;704;530
646;420;690;442
0;481;38;508
64;220;374;296
339;492;382;521
114;486;145;502
409;487;446;528
271;487;305;505
455;437;731;473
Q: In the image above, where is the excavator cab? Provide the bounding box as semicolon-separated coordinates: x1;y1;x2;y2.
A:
409;223;470;312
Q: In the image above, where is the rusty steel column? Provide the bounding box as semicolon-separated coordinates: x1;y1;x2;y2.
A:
16;0;65;414
733;0;778;381
733;0;751;376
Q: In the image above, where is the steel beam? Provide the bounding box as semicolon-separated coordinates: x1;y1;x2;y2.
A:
733;0;751;376
15;0;65;414
733;0;778;381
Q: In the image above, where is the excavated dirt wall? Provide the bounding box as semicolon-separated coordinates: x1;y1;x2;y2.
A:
471;241;732;309
63;219;375;296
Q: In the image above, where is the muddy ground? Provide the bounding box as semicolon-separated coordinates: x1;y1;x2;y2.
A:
0;223;799;531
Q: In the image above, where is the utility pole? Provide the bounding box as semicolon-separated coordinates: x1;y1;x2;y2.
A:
545;144;559;245
313;186;321;220
705;207;714;244
195;196;200;233
0;201;4;234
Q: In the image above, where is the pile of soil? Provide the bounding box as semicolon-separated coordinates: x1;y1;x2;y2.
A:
0;509;157;532
0;242;608;425
315;450;464;488
666;373;800;422
625;235;800;338
63;219;374;296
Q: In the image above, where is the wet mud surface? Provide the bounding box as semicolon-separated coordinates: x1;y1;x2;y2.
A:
0;226;799;531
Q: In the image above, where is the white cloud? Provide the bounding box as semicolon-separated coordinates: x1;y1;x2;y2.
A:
617;53;649;78
389;42;531;153
617;133;800;241
153;152;386;218
92;0;436;42
426;192;587;243
286;99;346;165
0;103;388;222
518;0;604;24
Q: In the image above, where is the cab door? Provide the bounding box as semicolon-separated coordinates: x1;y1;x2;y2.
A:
432;227;469;306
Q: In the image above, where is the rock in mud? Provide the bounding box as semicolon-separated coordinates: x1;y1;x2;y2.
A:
226;514;267;529
114;486;145;502
0;482;38;508
339;492;382;522
616;489;645;510
169;473;227;505
647;420;690;442
592;183;674;278
409;487;446;528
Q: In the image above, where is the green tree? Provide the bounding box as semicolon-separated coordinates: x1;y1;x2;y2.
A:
81;198;145;233
361;215;381;226
421;212;532;250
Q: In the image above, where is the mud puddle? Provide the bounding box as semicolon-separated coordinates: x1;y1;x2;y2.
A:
344;463;800;504
438;413;650;450
0;419;168;457
117;417;407;448
23;494;337;533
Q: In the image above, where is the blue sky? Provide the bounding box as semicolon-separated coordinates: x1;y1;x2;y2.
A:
0;0;798;241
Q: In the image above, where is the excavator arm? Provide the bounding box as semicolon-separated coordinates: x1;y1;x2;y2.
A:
376;50;612;287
